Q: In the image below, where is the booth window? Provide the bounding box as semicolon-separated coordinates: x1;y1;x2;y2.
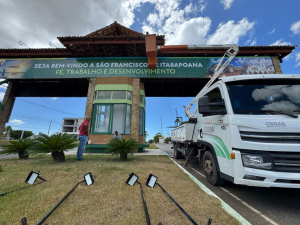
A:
92;104;131;134
96;90;132;100
125;105;131;134
139;95;143;104
112;91;126;99
127;91;132;101
98;91;112;99
93;105;111;133
139;107;145;135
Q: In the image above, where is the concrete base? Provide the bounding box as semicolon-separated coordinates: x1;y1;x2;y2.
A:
85;144;149;153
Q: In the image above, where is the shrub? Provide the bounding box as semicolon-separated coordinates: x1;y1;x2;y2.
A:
106;138;139;160
34;133;78;162
0;139;36;159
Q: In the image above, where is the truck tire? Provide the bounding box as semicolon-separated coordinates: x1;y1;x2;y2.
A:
174;145;182;159
203;151;224;186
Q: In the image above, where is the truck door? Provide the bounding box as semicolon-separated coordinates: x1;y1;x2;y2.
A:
199;86;232;175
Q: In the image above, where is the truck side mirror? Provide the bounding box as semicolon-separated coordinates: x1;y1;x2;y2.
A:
198;96;227;115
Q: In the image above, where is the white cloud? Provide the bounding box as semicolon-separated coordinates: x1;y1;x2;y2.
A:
10;119;25;125
295;52;300;67
0;79;8;89
207;18;255;44
291;21;300;35
198;0;207;13
142;24;157;35
250;38;257;46
147;13;161;27
0;0;138;48
220;0;235;10
268;28;276;34
284;52;293;61
269;39;291;46
165;17;211;45
0;92;4;101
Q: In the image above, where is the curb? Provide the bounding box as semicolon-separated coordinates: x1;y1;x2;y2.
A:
158;147;251;225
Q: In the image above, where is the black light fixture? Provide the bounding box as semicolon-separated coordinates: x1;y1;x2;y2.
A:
31;172;95;225
146;174;212;225
126;173;151;225
0;171;47;197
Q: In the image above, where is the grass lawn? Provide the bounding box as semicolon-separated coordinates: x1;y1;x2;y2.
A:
147;144;159;149
0;155;239;225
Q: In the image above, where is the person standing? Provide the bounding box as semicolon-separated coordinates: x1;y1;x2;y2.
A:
77;116;91;161
113;131;121;139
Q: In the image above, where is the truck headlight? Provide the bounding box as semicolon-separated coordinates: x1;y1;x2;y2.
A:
241;154;272;170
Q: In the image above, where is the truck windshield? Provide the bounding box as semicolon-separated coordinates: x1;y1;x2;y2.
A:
226;80;300;115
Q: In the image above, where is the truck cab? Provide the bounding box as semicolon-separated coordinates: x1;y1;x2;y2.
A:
173;74;300;188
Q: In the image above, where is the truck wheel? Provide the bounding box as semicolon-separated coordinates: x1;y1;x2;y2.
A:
203;151;224;186
174;145;182;159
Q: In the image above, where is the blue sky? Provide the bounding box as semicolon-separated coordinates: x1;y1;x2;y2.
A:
0;0;300;139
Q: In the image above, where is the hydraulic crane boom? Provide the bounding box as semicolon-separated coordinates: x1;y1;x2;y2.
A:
184;44;239;119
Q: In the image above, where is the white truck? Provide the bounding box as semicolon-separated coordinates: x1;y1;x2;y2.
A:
171;45;300;188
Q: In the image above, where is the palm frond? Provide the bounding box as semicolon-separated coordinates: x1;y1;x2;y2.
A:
33;133;78;155
106;138;139;155
0;139;36;155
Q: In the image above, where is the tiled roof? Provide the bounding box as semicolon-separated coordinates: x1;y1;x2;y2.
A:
0;22;296;59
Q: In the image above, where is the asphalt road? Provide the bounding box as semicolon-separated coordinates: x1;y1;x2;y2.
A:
156;143;300;225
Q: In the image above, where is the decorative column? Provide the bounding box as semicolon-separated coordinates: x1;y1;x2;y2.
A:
0;81;16;144
130;78;140;152
271;56;283;74
84;78;96;118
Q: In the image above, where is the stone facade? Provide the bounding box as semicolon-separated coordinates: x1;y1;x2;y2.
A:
130;78;140;140
84;78;96;118
85;77;145;151
0;82;16;143
271;56;283;74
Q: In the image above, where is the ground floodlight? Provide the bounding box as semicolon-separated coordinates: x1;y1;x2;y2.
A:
25;171;39;184
84;172;95;186
0;171;47;197
146;173;157;188
126;173;151;225
145;173;212;225
126;173;139;186
35;172;96;225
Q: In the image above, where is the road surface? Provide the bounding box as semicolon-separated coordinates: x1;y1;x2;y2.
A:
157;143;300;225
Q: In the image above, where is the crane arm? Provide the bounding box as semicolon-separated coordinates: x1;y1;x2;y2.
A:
184;44;239;119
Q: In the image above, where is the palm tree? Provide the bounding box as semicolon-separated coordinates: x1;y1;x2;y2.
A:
34;133;78;162
0;139;36;159
106;138;139;160
144;130;149;141
5;126;12;140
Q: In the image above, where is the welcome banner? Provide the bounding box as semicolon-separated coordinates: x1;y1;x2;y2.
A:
0;57;274;79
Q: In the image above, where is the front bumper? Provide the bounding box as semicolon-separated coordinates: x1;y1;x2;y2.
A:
233;150;300;188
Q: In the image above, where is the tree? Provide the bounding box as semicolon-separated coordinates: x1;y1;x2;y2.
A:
165;137;171;143
106;138;139;160
148;139;154;144
5;126;12;140
144;130;149;141
153;132;163;143
33;133;78;162
0;139;36;159
10;130;33;139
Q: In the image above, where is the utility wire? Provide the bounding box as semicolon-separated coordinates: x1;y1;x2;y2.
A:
17;99;81;117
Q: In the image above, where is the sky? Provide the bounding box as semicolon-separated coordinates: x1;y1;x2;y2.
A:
0;0;300;140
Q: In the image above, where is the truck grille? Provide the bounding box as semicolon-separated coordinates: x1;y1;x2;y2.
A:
270;152;300;173
240;131;300;144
